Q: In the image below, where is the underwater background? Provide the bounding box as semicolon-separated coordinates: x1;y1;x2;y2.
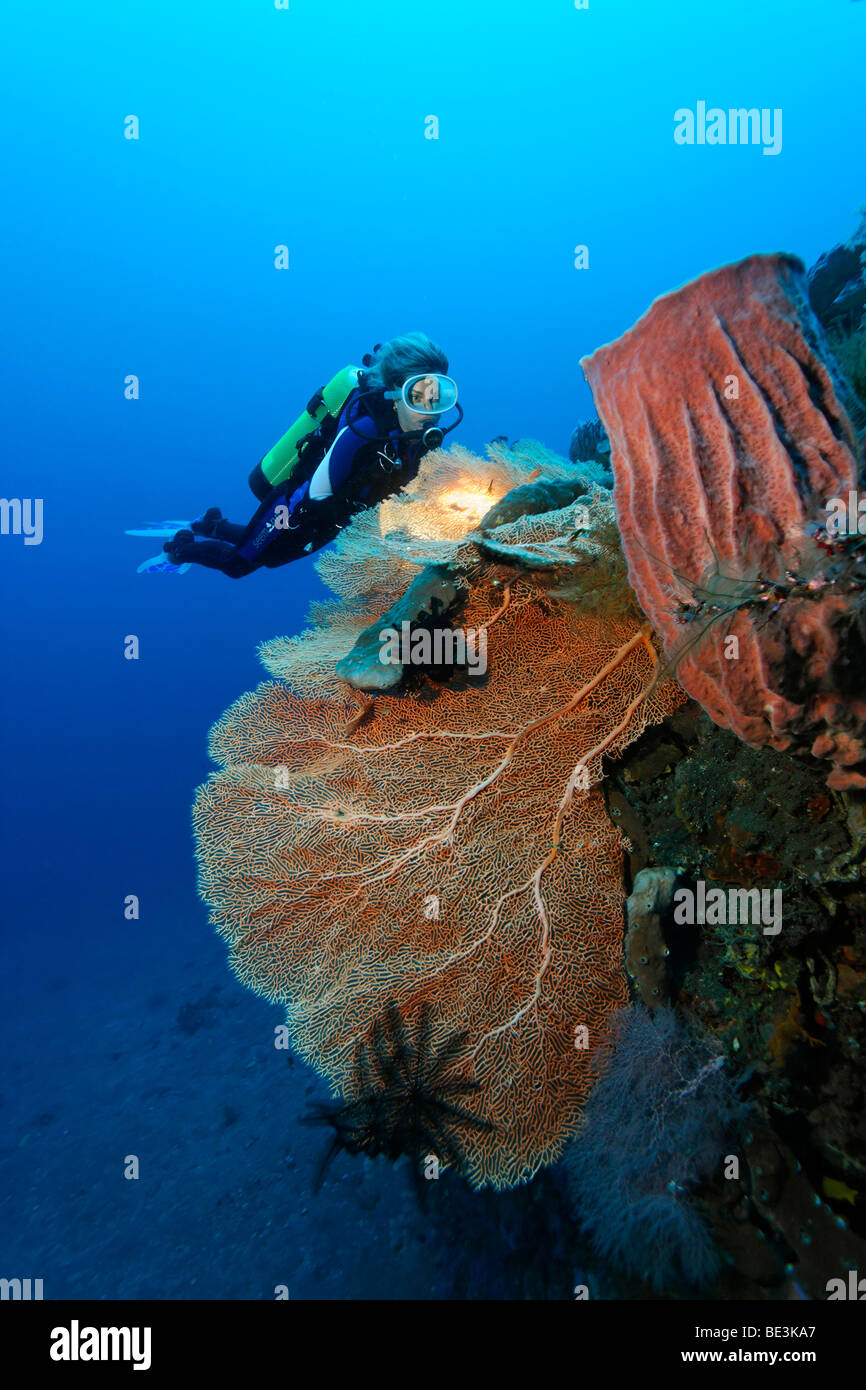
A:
1;0;865;1300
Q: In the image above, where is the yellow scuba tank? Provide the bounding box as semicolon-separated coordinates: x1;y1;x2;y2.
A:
248;365;361;500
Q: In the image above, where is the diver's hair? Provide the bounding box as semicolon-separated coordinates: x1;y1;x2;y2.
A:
364;332;449;393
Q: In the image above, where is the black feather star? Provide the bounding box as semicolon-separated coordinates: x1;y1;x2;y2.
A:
301;999;495;1189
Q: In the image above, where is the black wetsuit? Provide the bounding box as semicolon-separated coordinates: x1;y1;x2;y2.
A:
167;390;431;578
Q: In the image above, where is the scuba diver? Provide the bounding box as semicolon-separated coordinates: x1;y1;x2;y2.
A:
158;333;461;578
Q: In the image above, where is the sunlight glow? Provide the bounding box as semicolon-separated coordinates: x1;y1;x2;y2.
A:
439;487;497;521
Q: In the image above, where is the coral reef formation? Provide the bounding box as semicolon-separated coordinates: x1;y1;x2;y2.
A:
809;209;866;338
184;221;866;1293
809;210;866;420
603;696;866;1295
582;253;866;789
193;443;683;1188
568;416;611;469
565;1004;745;1292
709;1123;866;1299
624;866;678;1007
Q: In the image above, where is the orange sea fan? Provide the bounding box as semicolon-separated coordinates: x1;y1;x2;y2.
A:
194;447;684;1187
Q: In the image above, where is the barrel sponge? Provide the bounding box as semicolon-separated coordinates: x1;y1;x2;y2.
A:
583;253;866;788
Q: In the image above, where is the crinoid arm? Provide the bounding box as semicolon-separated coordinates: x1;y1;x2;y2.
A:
300;999;496;1188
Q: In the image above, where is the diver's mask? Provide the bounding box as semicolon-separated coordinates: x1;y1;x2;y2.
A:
344;372;463;448
383;373;462;448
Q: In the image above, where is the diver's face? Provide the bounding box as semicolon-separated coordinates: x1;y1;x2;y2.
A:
395;397;429;431
394;375;442;432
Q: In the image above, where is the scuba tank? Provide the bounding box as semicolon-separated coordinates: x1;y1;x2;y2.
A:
247;364;362;501
247;348;462;504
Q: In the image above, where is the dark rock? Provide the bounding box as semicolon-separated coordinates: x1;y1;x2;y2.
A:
335;562;462;691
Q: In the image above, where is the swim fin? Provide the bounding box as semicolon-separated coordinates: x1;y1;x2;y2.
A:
125;520;192;538
137;552;191;575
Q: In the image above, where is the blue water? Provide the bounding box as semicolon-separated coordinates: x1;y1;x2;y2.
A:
1;0;863;1300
